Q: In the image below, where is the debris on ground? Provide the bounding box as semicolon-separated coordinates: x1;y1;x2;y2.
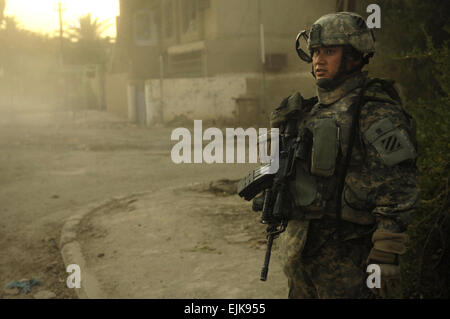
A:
185;179;239;196
207;179;239;196
5;278;41;294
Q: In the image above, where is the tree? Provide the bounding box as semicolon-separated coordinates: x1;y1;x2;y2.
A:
356;0;450;299
66;13;112;65
68;13;110;43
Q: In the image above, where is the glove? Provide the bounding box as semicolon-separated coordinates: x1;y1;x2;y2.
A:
252;193;265;212
367;229;409;298
367;229;409;264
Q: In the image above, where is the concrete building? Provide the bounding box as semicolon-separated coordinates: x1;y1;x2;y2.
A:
106;0;358;127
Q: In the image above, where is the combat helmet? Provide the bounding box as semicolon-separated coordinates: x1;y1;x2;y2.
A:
296;12;375;64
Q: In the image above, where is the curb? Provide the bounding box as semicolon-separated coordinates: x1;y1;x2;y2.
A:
58;199;110;299
58;185;225;299
58;192;150;299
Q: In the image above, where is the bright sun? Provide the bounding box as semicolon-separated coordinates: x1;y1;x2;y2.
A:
4;0;119;38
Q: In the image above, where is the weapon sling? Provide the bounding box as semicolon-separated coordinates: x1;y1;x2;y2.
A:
335;78;383;241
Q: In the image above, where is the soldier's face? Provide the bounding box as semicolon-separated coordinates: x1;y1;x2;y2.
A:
312;46;343;80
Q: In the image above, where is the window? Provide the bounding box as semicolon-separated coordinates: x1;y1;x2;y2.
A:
134;10;157;46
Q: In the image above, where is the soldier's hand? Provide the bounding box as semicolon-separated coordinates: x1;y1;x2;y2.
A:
252;193;265;212
367;229;409;298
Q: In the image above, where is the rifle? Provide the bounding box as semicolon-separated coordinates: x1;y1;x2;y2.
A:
238;119;312;281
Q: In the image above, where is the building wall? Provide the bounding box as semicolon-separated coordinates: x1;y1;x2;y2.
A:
152;0;338;78
112;0;342;124
145;75;248;125
202;0;218;40
114;0;339;80
105;73;129;117
246;72;317;111
115;0;160;79
144;71;317;126
211;0;337;74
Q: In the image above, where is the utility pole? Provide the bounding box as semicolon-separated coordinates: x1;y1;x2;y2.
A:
157;0;164;125
55;2;67;108
257;0;268;123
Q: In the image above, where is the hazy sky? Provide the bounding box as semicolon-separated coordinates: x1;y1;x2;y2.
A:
4;0;119;37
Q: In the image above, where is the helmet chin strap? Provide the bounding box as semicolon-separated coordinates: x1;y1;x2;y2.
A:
314;53;362;91
316;78;339;90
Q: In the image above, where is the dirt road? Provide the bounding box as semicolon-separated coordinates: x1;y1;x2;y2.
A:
0;106;287;299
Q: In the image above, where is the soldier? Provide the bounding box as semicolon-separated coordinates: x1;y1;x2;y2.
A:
271;12;420;298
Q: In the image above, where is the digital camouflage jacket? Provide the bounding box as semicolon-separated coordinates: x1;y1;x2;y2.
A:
272;71;419;232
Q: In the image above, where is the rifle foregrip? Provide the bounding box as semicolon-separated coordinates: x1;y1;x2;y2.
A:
261;189;273;224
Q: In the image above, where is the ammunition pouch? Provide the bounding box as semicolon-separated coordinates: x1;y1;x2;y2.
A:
288;118;340;218
338;186;376;225
311;118;339;177
290;161;317;208
289;127;317;208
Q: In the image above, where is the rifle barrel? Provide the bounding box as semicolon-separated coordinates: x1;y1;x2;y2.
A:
260;233;275;281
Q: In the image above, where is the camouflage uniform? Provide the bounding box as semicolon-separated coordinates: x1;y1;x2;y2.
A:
275;13;419;299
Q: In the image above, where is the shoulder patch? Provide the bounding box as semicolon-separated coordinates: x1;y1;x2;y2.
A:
365;118;417;166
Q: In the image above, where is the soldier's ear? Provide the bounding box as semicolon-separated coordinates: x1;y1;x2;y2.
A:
344;46;364;67
345;55;363;72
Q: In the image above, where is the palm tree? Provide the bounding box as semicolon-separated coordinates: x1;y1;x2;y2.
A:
68;13;111;43
66;13;112;65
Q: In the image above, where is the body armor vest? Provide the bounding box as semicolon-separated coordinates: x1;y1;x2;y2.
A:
272;74;416;225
